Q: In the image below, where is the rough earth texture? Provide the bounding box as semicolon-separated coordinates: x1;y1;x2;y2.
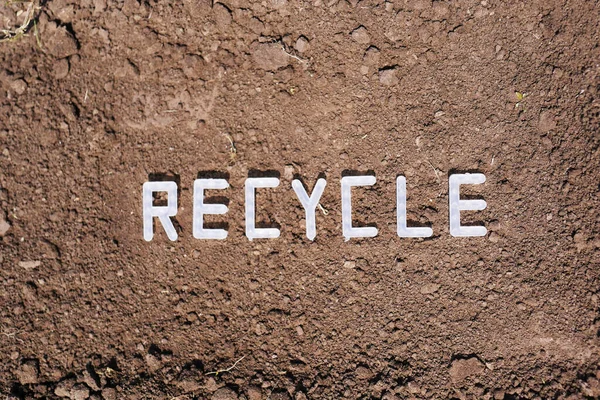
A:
1;0;600;399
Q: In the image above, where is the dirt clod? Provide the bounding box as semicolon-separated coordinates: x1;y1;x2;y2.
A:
55;378;75;398
70;384;90;400
538;110;557;132
247;386;262;400
356;365;373;380
295;36;309;53
144;353;161;372
0;211;10;236
252;43;289;71
47;27;78;59
351;26;370;44
363;46;380;65
18;260;40;270
53;58;70;79
17;360;39;385
379;68;398;86
283;165;294;180
449;357;485;382
100;388;116;400
212;386;238;400
214;3;232;27
82;367;101;391
420;283;440;294
11;79;27;95
488;231;500;243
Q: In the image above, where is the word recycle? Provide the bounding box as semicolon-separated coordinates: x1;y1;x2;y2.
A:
143;173;488;242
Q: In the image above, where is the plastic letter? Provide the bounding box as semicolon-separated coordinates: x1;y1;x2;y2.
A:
143;181;178;241
245;177;280;240
449;173;487;237
396;176;433;237
341;176;378;241
292;178;327;240
193;179;229;240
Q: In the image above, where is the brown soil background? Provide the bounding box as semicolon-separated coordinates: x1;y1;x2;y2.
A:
1;0;600;399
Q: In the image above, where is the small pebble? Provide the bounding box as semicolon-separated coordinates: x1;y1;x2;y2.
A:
488;232;500;243
420;283;440;294
379;68;398;86
295;36;309;53
351;26;370;44
19;260;41;270
17;361;39;384
11;79;27;95
53;58;70;79
0;212;11;236
283;165;294;180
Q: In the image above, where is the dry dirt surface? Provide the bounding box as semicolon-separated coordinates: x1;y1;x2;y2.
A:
1;0;600;399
